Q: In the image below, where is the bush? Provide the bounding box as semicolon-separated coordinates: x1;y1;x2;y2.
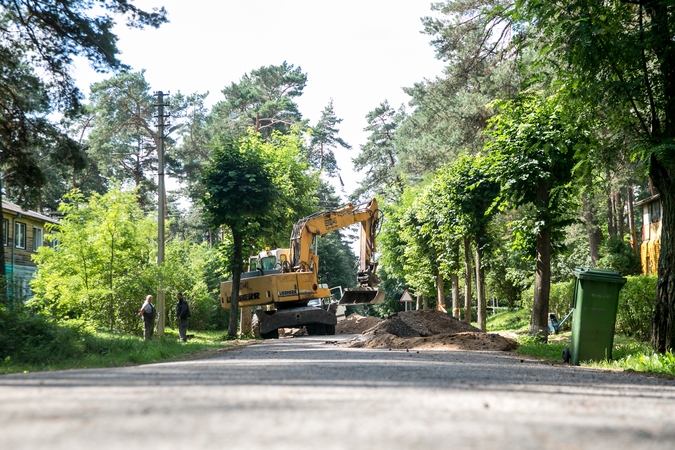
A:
616;275;656;342
0;305;87;364
597;237;642;276
521;280;574;330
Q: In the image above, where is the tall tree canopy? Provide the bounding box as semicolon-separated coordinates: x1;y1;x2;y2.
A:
517;0;675;352
307;99;351;179
485;92;587;339
210;62;307;139
0;0;166;296
202;130;318;335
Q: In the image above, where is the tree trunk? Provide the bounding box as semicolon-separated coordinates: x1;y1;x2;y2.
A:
615;191;625;238
650;155;675;353
228;230;243;337
647;1;675;354
474;243;486;332
451;273;460;318
627;186;639;256
436;272;446;312
582;193;601;266
530;181;551;341
463;237;472;324
607;193;616;239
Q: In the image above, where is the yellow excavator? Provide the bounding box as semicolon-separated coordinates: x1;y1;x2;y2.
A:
219;198;384;338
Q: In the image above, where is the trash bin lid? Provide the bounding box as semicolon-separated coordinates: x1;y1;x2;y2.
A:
573;268;627;284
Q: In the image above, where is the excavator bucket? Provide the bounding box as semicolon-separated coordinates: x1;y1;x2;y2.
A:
339;288;385;306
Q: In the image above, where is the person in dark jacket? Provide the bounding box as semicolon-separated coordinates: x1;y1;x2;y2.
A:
175;293;191;342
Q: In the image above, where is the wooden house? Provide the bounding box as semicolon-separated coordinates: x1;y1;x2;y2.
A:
2;201;59;299
636;194;661;275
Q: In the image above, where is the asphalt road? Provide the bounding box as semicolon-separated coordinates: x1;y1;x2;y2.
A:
1;334;674;450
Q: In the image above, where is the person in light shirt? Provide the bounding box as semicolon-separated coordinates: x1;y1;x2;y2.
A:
139;295;155;340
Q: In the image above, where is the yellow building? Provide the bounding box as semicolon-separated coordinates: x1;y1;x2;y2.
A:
2;201;59;299
636;194;661;275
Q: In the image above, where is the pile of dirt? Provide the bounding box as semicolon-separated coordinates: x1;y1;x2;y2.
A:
349;331;519;351
367;309;481;337
345;309;518;352
335;314;383;334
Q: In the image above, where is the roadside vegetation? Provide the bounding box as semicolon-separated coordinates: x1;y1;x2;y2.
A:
0;304;242;375
484;274;675;377
1;2;674;376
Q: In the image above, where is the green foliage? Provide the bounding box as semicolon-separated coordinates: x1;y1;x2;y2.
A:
0;304;228;374
399;0;522;175
307;99;351;178
597;237;642;276
210;62;307;139
0;304;88;365
353;101;407;201
379;188;437;300
486;308;530;332
603;350;675;377
521;280;574;323
161;240;228;331
317;232;357;291
86;72;167;209
515;335;568;360
617;275;657;342
0;0;166;209
29;187;158;332
203;130;318;261
549;223;592;283
372;266;407;317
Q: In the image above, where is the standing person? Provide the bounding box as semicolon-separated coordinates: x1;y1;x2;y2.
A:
175;293;191;342
139;295;155;340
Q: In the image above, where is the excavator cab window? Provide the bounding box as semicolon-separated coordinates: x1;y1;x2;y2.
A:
260;256;277;271
248;257;259;271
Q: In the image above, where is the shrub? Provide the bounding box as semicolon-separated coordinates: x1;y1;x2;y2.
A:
597;237;642;276
0;305;87;364
521;280;574;330
616;275;656;342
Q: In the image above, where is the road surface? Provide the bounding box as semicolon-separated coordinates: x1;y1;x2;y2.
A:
1;334;674;449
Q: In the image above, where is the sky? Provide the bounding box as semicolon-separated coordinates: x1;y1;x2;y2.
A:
74;0;446;199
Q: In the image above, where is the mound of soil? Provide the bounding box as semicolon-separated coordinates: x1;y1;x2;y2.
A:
349;331;519;351
345;309;518;352
336;314;383;334
367;309;481;337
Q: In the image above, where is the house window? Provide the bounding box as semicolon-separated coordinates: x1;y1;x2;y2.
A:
649;201;661;223
3;218;7;246
15;222;26;249
33;227;43;251
50;232;60;250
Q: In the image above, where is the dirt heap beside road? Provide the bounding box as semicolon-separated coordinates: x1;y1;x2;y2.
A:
369;309;481;336
345;309;518;352
336;314;383;334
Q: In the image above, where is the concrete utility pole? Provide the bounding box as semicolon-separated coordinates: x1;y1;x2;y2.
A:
156;91;167;337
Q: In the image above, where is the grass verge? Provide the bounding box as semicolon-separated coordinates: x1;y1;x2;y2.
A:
1;328;249;375
486;309;530;332
514;332;675;377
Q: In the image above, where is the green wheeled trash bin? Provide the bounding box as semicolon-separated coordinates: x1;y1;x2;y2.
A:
563;268;627;365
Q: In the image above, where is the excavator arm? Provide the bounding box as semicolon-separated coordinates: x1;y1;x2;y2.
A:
289;198;384;305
